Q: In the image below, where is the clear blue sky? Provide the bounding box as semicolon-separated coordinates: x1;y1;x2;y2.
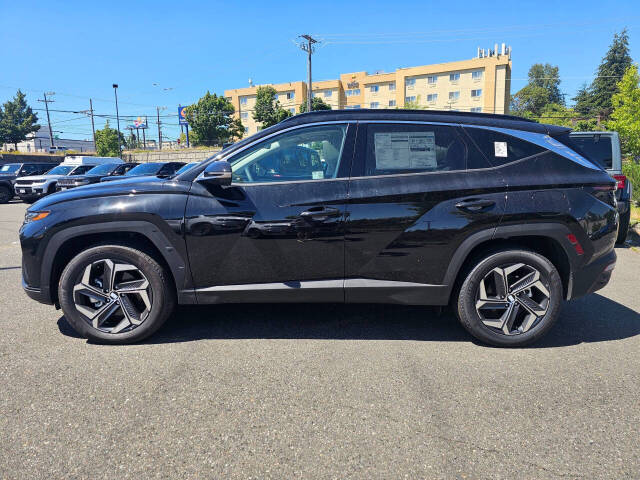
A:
1;0;638;140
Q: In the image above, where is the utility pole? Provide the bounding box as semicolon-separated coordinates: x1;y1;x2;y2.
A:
112;84;121;155
299;35;318;112
89;99;96;148
38;92;55;148
157;107;166;150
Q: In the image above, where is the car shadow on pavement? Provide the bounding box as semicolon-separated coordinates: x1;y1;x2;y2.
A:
57;293;640;347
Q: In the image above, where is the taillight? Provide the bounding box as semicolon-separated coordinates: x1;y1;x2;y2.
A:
612;174;626;191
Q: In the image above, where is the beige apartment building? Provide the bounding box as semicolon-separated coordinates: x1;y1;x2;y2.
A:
225;46;511;136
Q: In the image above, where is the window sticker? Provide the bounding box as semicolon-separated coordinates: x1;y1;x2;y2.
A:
374;132;436;169
312;170;324;180
494;141;508;157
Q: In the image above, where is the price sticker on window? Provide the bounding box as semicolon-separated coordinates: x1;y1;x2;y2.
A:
494;141;508;157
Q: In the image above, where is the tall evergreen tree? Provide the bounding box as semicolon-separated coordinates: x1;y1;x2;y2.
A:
574;29;633;117
0;90;39;149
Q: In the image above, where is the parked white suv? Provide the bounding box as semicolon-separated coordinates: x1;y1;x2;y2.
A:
14;156;120;203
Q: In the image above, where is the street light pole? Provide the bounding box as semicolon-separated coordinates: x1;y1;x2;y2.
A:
112;84;121;155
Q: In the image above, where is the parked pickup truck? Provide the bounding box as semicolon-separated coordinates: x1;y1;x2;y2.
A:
569;131;633;244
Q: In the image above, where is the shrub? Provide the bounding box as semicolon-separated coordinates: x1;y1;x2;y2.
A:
622;160;640;205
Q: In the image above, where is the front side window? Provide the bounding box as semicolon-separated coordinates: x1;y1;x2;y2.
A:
464;127;546;167
126;163;162;175
70;165;94;175
86;163;117;176
230;124;348;183
364;124;468;176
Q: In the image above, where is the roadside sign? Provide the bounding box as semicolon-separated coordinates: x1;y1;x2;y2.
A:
133;116;148;129
178;106;188;125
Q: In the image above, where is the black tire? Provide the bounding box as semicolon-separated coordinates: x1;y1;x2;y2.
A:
0;185;11;204
615;208;630;245
456;249;563;347
59;245;176;344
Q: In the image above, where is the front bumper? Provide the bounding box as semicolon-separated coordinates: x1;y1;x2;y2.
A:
15;186;47;199
569;249;617;299
22;277;54;305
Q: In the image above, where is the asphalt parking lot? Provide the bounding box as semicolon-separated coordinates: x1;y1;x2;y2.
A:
0;200;639;480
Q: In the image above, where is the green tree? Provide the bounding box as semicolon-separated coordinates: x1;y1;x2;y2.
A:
0;90;39;149
252;86;292;128
299;96;332;113
510;64;564;116
183;91;243;146
535;103;576;127
95;120;124;157
574;29;633;118
608;65;640;158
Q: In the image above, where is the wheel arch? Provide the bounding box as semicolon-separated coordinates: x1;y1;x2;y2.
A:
43;221;194;306
444;223;577;304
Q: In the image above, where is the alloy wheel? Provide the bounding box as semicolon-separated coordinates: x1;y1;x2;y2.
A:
72;259;152;334
475;263;550;336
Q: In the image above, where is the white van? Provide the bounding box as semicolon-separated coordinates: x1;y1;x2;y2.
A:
15;156;122;202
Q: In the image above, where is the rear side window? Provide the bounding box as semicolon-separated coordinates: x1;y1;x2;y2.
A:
464;127;546;167
364;124;477;176
567;134;612;170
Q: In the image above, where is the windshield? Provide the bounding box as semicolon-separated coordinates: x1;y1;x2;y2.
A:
0;164;21;174
46;165;75;176
174;163;198;175
568;134;613;170
125;163;162;176
85;164;117;176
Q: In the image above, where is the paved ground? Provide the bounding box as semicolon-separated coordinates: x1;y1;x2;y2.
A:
1;201;639;480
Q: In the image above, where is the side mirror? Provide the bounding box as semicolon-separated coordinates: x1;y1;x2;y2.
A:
201;160;232;186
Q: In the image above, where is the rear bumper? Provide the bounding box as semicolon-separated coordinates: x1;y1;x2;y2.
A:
569;249;617;299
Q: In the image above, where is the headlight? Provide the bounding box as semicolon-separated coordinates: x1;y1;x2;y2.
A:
24;211;50;223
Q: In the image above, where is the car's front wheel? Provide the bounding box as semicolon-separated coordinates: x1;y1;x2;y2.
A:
59;245;175;344
456;249;563;347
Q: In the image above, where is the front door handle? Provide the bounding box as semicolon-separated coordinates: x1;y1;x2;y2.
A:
300;206;341;222
455;199;495;212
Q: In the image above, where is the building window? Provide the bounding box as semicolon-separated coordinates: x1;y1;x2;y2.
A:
427;75;437;84
449;73;460;82
472;70;483;80
405;96;417;103
406;78;416;87
289;108;295;114
287;92;295;100
389;82;396;91
324;90;332;97
388;100;396;107
470;107;482;112
448;91;460;101
370;102;380;108
345;104;361;109
346;89;361;96
370;85;379;93
244;127;249;133
471;89;482;97
427;93;438;103
240;97;248;105
240;112;248;119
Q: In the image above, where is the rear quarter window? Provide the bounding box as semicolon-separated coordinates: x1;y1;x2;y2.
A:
567;134;612;170
463;127;546;167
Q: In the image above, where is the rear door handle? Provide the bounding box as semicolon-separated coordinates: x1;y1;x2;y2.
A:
300;206;341;221
455;199;495;212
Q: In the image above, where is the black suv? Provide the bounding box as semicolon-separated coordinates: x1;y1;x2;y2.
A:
56;163;139;191
20;110;618;346
0;162;59;203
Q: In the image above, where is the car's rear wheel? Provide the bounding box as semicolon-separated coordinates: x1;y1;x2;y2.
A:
456;249;562;347
615;207;630;245
0;185;11;204
59;245;175;344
